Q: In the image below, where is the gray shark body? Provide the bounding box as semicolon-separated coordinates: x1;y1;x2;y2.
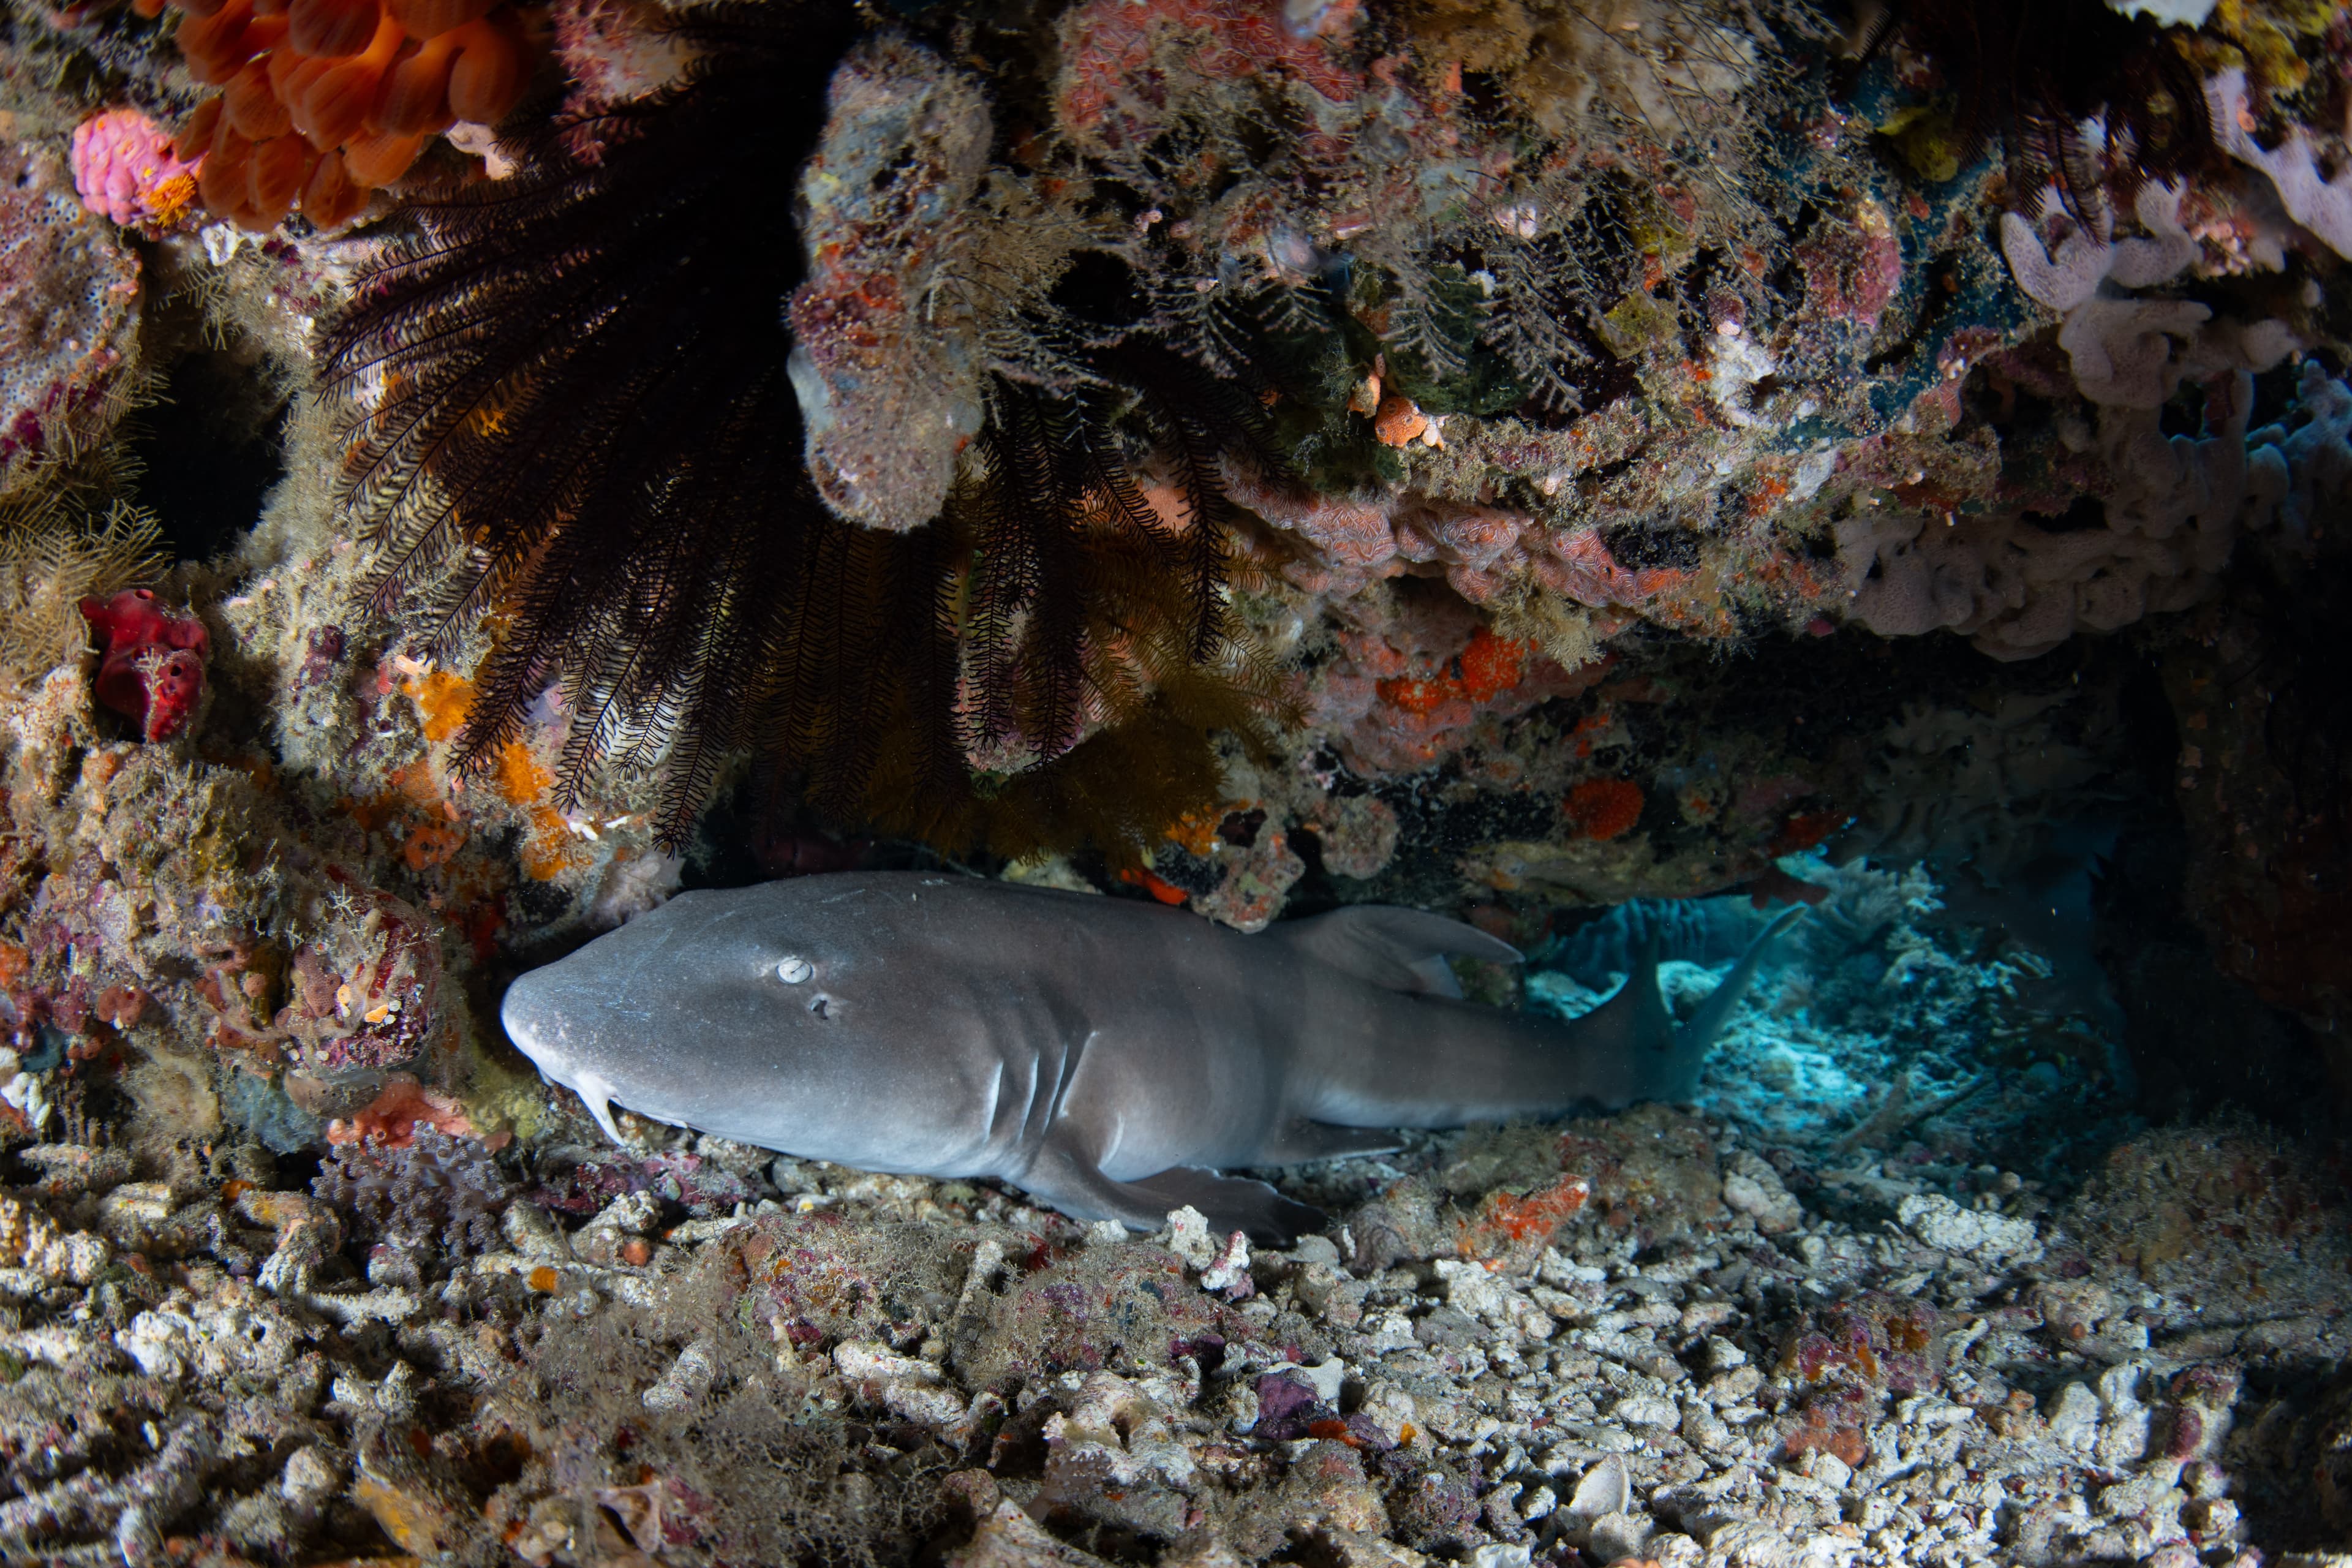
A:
500;872;1795;1240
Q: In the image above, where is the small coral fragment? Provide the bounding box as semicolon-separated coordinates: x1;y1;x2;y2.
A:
78;588;209;742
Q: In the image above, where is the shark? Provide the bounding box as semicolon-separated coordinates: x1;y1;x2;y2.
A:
500;873;1798;1241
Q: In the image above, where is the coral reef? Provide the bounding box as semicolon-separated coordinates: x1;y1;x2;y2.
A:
230;0;2352;950
0;0;2346;1559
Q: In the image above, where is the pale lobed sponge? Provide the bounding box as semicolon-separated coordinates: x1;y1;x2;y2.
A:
788;35;992;532
1835;362;2291;661
786;35;1101;533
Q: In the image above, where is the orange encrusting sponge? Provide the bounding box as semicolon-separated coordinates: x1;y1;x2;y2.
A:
138;0;537;231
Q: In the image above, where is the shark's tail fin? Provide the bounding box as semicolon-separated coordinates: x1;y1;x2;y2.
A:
1665;905;1806;1083
1577;903;1804;1103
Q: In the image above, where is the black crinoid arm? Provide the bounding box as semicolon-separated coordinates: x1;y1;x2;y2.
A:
317;4;1292;862
1855;0;2217;219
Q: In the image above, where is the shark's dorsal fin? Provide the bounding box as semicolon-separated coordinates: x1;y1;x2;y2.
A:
1276;906;1522;998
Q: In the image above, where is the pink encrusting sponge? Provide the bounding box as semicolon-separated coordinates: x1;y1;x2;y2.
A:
68;108;205;235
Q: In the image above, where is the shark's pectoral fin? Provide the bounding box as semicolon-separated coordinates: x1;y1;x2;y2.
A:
1017;1146;1325;1246
1250;1118;1404;1166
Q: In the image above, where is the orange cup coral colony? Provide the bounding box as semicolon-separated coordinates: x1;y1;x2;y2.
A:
139;0;538;230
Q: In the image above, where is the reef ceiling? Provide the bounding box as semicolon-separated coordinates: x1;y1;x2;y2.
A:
0;0;2348;1089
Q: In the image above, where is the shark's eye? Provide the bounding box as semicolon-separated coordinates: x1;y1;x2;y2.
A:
775;956;813;984
808;994;833;1019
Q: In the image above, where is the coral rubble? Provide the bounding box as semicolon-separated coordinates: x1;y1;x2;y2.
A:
0;1093;2337;1562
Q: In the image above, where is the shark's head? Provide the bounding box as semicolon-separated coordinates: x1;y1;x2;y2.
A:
499;883;895;1152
